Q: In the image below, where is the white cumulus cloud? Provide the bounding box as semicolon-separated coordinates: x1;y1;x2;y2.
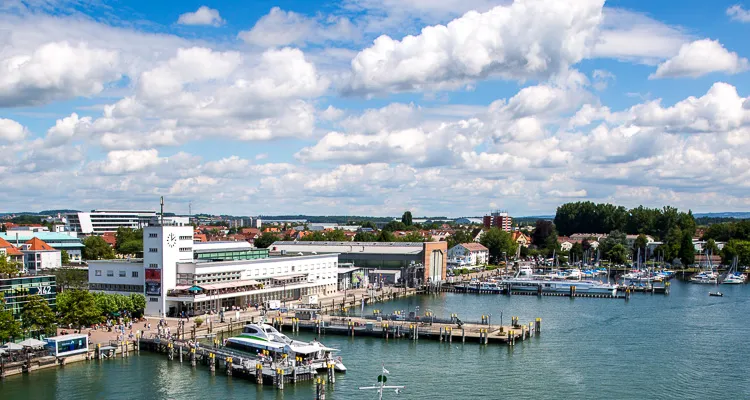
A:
650;39;749;79
727;5;750;22
0;118;28;142
238;7;357;47
177;6;224;27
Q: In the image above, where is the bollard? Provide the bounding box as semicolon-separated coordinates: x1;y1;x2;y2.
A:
535;318;541;334
190;348;196;367
315;377;326;400
256;363;263;385
276;368;284;390
328;362;335;384
439;327;444;341
209;353;215;373
226;357;232;376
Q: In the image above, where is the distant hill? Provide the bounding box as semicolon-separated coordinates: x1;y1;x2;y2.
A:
693;212;750;219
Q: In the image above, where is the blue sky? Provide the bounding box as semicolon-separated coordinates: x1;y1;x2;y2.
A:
1;0;750;217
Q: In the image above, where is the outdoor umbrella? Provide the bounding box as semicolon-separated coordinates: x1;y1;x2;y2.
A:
19;338;46;348
188;286;202;292
2;342;24;351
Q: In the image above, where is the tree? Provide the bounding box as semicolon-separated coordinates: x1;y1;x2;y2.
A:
21;294;56;338
353;232;377;242
704;239;720;256
480;228;518;264
118;240;143;256
447;230;474;250
664;226;683;262
570;242;584;262
56;290;102;329
633;234;649;260
376;230;396;242
383;221;407;232
129;294;146;317
679;231;696;266
253;232;278;248
599;230;627;261
61;249;70;264
399;231;427;242
606;243;628;264
324;230;347;241
0;255;21;277
0;293;22;343
307;231;327;241
360;221;377;230
401;211;413;226
115;227;142;255
83;236;115;260
53;268;88;292
721;240;750;266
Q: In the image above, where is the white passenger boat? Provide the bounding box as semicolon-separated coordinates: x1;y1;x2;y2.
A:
225;323;347;372
505;268;617;296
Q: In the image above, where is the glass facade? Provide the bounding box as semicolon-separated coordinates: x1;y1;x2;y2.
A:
0;275;57;319
194;248;269;261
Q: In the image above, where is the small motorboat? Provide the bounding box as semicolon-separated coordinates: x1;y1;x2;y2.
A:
709;292;723;297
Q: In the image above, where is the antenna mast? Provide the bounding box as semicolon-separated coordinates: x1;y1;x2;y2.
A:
160;196;164;225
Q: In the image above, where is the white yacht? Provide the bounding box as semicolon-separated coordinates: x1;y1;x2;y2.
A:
504;268;617;296
723;257;747;284
225;323;347;372
565;268;583;280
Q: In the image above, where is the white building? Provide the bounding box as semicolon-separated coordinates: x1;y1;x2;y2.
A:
88;221;339;317
21;238;61;273
88;259;145;295
447;243;489;268
65;210;189;235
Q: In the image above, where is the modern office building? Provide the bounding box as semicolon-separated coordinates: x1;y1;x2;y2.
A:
65;210;189;235
483;211;512;232
0;275;57;319
269;241;447;286
21;238;62;273
88;222;339;317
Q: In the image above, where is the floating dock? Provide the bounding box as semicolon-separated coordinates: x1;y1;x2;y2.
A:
436;281;669;298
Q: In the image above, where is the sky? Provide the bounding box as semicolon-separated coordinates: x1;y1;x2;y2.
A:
1;0;750;217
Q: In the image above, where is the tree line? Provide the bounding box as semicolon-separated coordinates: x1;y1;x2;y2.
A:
554;202;696;239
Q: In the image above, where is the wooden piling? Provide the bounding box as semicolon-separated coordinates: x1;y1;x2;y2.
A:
256;364;263;385
226;357;232;376
535;318;541;334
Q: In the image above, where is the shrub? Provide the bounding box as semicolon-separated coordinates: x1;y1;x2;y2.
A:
194;317;204;327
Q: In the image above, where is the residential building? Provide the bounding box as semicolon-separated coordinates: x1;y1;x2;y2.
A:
269;241;447;286
21;238;62;273
0;275;56;320
483;211;512;232
511;231;531;247
0;237;24;265
447;243;489;268
0;232;85;263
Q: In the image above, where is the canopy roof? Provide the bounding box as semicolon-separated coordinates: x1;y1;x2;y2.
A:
19;338;46;347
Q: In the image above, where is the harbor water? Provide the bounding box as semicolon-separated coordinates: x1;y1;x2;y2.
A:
2;280;749;399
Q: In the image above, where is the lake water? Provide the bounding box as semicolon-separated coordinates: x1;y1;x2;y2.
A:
3;281;749;399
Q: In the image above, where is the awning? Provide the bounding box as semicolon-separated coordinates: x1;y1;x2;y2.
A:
199;279;260;291
19;338;46;348
2;342;24;351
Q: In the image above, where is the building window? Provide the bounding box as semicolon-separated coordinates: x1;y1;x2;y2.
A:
132;271;139;278
179;247;192;252
95;270;102;276
149;233;158;238
107;270;114;277
149;297;159;302
149;248;158;253
149;263;158;268
119;271;126;277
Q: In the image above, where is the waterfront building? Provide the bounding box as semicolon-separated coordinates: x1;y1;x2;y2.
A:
45;334;88;357
483;211;512;232
0;275;56;319
65;210;189;235
0;232;85;263
88;222;339;317
269;241;447;285
337;263;366;290
447;243;489;268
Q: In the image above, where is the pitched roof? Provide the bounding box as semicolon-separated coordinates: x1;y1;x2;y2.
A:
460;242;488;252
0;237;23;256
25;237;55;251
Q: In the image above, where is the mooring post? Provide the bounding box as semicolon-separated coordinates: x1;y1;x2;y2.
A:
462;327;465;343
315;377;326;400
439;327;443;341
449;327;453;343
277;368;284;390
209;353;215;373
226;357;233;376
256;363;263;385
168;342;173;360
179;345;183;363
190;348;196;367
328;362;335;384
96;343;101;360
535;318;541;334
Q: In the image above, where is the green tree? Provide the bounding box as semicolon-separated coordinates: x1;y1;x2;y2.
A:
606;243;628;264
0;255;21;277
21;294;56;338
376;230;396;242
704;238;720;256
569;242;584;262
61;249;70;264
56;290;102;329
399;231;427;242
115;227;143;255
0;294;22;343
253;232;278;248
353;232;377;242
383;221;407;232
324;230;347;241
93;292;118;316
599;230;627;260
401;211;413;226
360;221;377;230
721;240;750;265
664;226;683;262
129;294;146;317
307;231;327;241
447;230;474;250
633;234;649;260
83;236;115;260
480;228;518;264
53;268;88;292
679;231;696;266
118;240;143;256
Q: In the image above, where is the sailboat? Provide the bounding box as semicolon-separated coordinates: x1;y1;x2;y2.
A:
359;365;405;399
690;249;718;284
723;256;747;284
